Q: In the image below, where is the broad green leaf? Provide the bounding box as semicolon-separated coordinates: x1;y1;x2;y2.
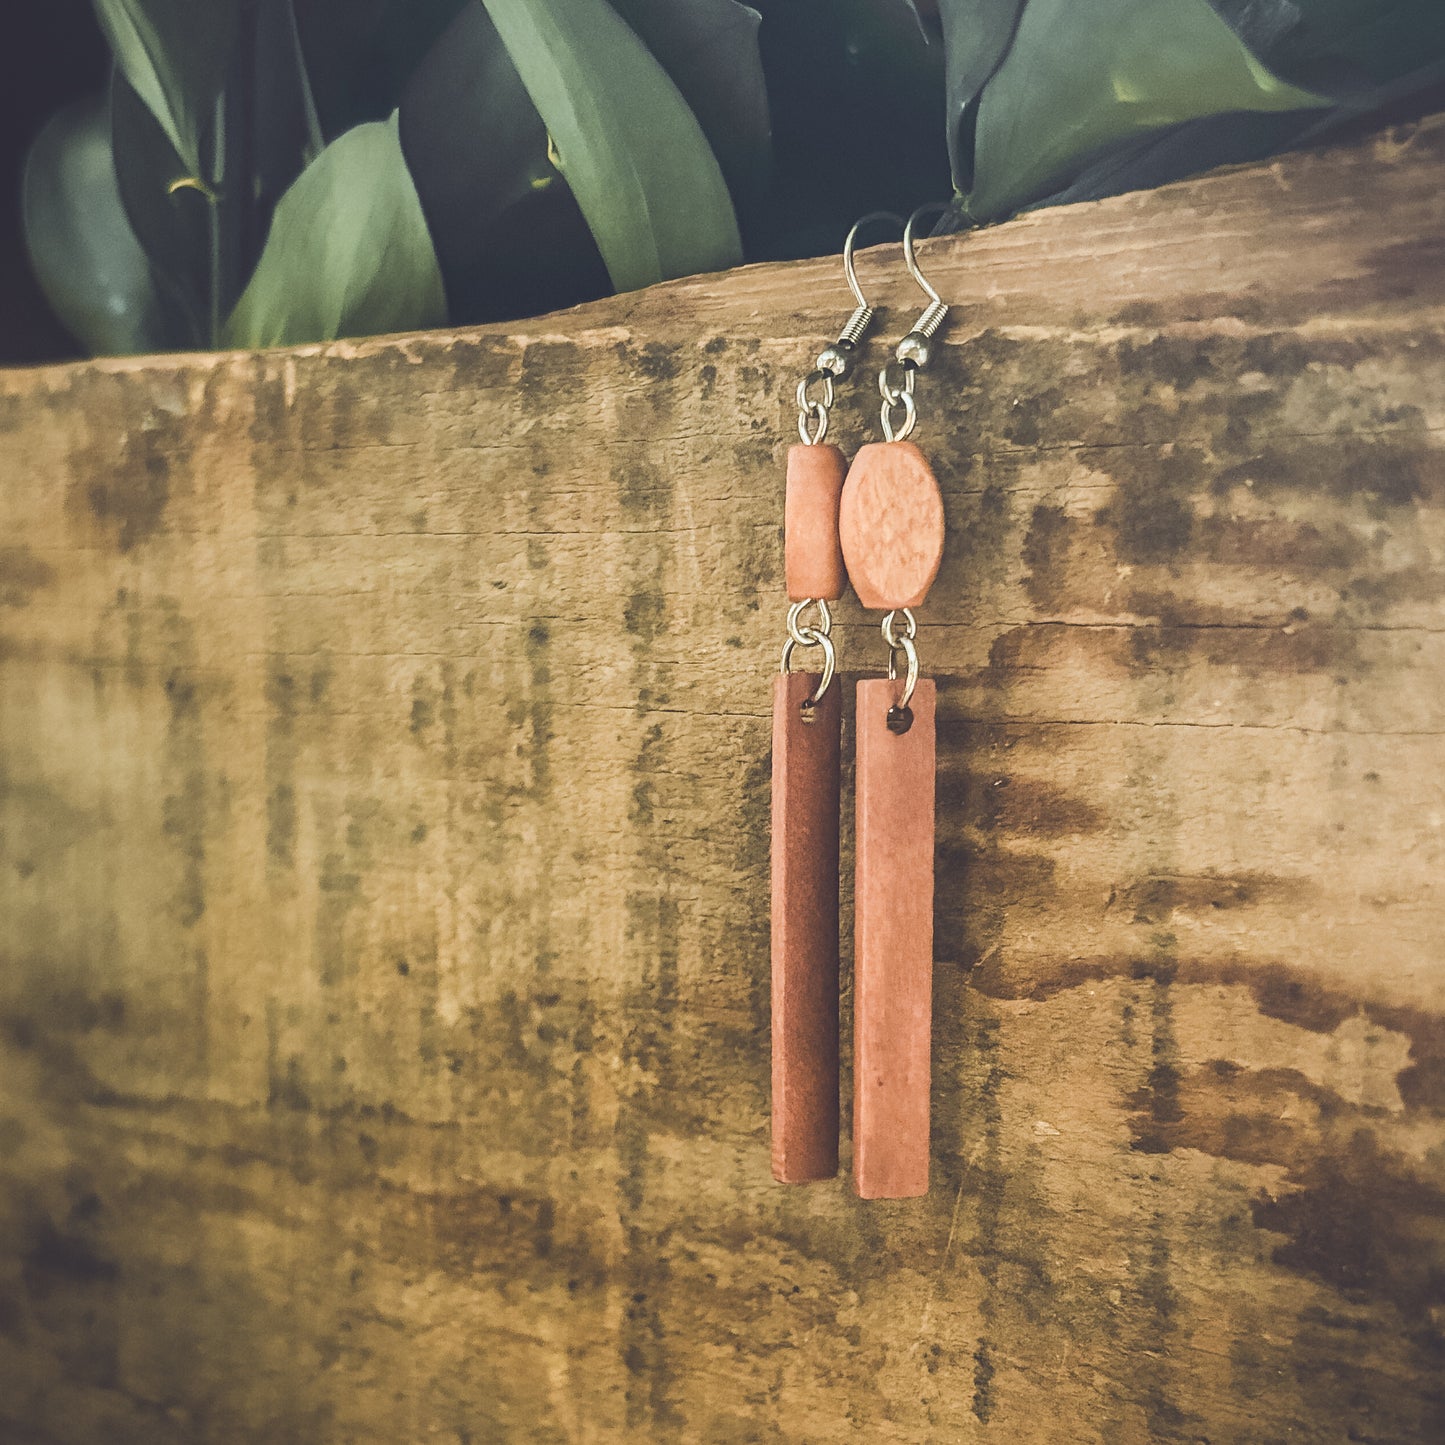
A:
1028;106;1337;212
607;0;771;207
224;113;446;349
400;2;607;325
479;0;743;292
110;0;326;348
964;0;1329;221
91;0;237;175
927;0;1026;188
23;97;166;356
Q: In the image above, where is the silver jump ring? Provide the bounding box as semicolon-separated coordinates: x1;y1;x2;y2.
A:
786;598;833;647
798;407;827;446
780;631;837;706
796;370;835;446
881;608;917;645
877;360;917;442
882;609;919;711
782;599;836;704
881;388;917;442
878;360;916;401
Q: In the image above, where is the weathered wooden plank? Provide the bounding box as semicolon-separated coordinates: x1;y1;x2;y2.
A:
1;115;1444;1442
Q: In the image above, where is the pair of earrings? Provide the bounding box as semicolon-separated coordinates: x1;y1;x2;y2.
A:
771;208;949;1200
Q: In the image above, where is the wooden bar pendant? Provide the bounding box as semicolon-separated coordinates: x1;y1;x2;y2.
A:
853;678;936;1199
771;671;842;1183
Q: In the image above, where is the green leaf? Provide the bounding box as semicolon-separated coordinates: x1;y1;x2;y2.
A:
224;112;446;349
23;97;167;356
110;0;328;349
478;0;743;292
962;0;1330;221
399;2;608;325
927;0;1025;189
607;0;771;208
90;0;237;175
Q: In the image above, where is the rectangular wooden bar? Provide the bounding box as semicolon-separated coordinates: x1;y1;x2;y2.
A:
853;678;936;1199
770;671;841;1182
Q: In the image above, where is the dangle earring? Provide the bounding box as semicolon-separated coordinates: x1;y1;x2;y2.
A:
772;213;901;1185
840;205;950;1200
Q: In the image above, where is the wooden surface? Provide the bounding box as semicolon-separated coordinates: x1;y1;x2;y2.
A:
853;679;936;1201
770;671;840;1184
2;112;1445;1442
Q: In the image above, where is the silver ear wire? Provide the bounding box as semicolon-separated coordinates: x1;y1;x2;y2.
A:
876;203;952;442
896;203;951;370
816;211;904;379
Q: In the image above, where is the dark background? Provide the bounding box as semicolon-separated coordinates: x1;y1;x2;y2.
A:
6;4;1438;371
0;1;950;368
1;2;110;365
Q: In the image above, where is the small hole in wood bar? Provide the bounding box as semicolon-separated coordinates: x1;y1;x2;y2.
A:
887;705;913;735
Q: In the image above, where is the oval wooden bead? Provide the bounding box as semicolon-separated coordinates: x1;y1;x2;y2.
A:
838;441;945;610
785;443;848;602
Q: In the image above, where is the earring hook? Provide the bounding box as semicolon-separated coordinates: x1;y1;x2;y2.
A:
816;211;905;385
843;210;905;310
876;202;954;441
902;202;951;306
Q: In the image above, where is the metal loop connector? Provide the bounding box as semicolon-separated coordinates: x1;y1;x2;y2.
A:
878;358;918;441
880;387;917;442
882;607;917;643
796;369;835;445
882;608;919;712
781;598;836;706
780;633;837;708
786;597;833;647
878;359;916;403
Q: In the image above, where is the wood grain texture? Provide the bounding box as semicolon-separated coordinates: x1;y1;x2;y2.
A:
784;443;848;601
770;672;841;1184
853;679;936;1201
839;440;947;609
3;114;1445;1442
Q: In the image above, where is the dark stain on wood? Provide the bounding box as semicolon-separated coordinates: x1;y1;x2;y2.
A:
1217;433;1441;510
264;658;298;869
1021;504;1069;611
0;545;55;608
1099;446;1204;564
1130;1057;1445;1402
158;605;207;930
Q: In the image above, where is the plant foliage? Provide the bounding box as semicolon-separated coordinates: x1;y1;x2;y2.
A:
23;0;1445;355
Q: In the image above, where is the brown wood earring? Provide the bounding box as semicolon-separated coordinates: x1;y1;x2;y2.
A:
839;206;950;1199
771;442;844;1184
771;218;898;1184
